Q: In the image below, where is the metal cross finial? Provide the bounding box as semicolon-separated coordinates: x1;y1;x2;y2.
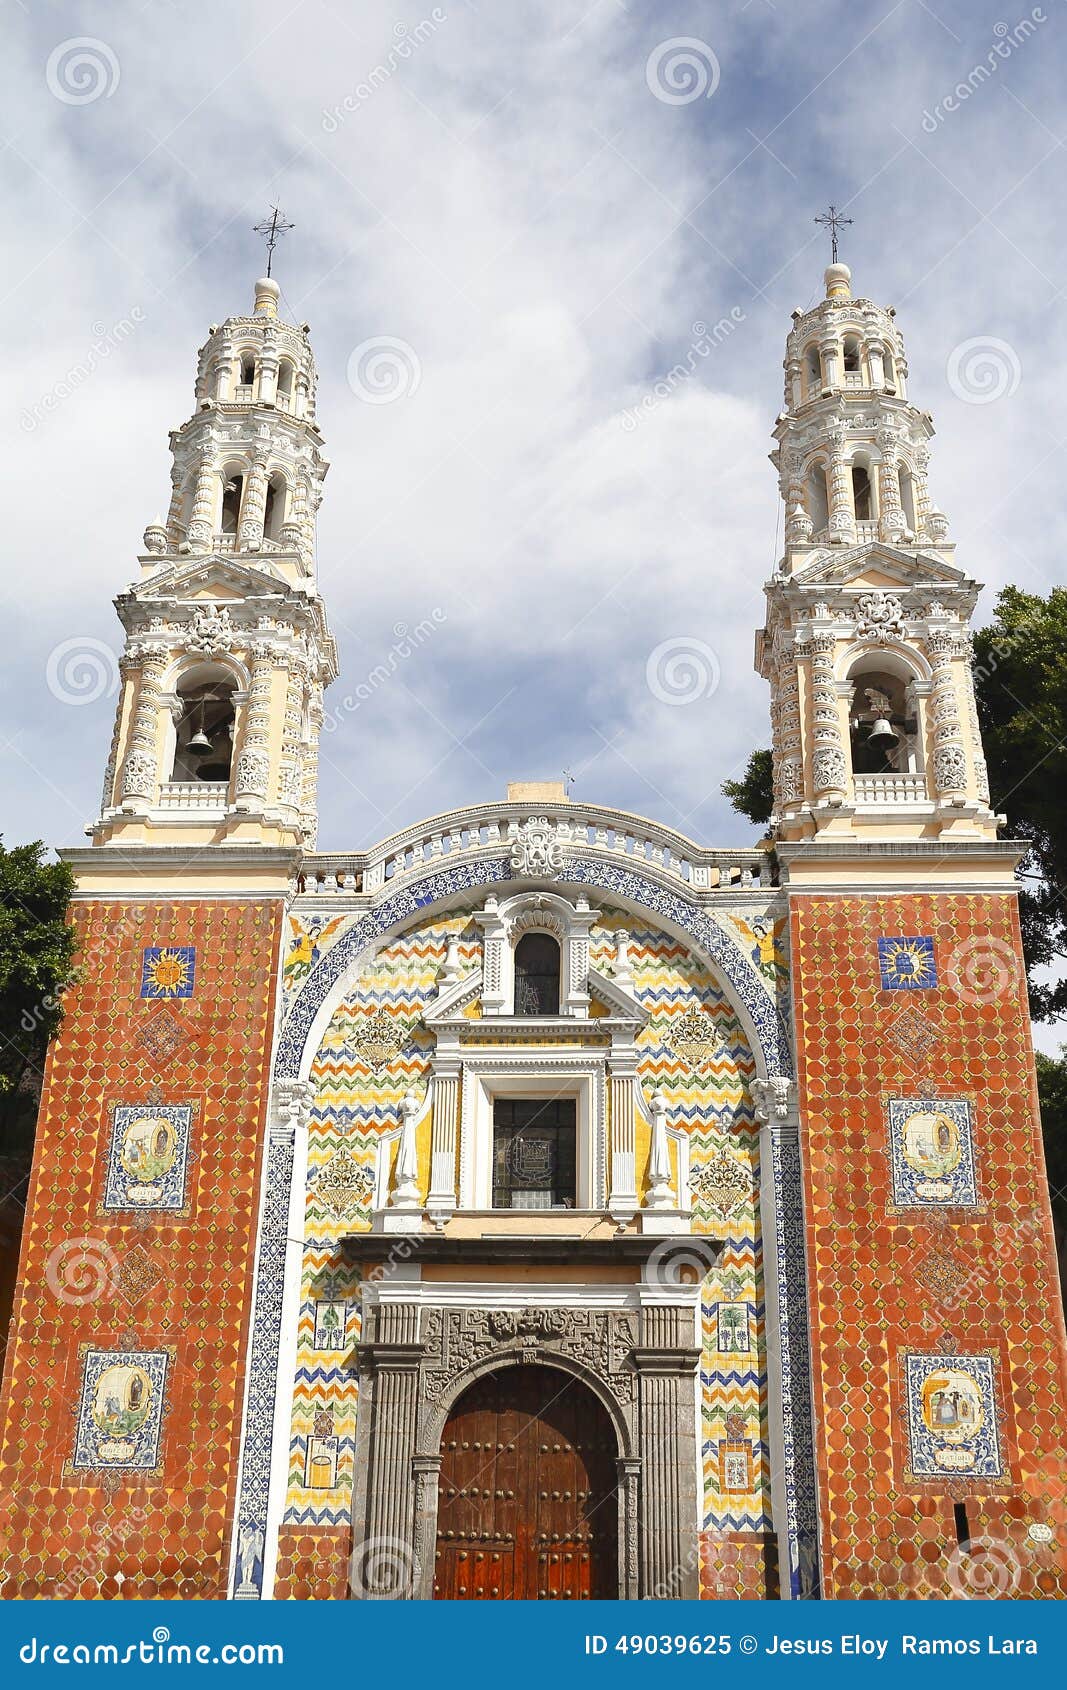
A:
814;204;853;265
252;206;295;277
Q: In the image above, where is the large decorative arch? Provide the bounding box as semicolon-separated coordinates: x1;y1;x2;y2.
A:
275;854;792;1084
232;851;811;1603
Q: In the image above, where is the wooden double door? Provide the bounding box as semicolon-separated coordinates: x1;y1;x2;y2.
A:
433;1365;618;1600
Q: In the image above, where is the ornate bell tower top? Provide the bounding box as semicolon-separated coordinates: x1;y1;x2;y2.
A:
757;262;1003;868
142;275;326;581
85;274;337;878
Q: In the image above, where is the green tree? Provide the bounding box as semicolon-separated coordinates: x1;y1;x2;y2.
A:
973;586;1067;1022
1035;1051;1067;1298
0;840;77;1145
721;748;773;829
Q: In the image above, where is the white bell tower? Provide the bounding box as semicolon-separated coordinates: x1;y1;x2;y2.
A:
758;258;998;846
91;271;337;855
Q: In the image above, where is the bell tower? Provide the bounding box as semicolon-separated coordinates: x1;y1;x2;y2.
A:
759;257;1067;1597
92;273;336;857
760;260;995;846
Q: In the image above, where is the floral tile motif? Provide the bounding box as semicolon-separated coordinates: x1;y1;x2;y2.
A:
140;945;196;999
887;1096;978;1208
71;1348;169;1472
667;1005;724;1068
102;1101;193;1212
689;1148;751;1222
903;1351;1003;1480
877;935;937;990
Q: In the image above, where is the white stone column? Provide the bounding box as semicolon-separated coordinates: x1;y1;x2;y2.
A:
185;447;218;551
818;331;839;391
276;654;306;818
826;445;853;541
119;641;170;805
805;631;848;799
238;455;270;549
213;341;235;401
607;1066;639;1226
427;1065;459;1224
927;626;969;796
234;641;275;808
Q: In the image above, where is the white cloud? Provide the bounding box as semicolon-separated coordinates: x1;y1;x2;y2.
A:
2;0;1064;896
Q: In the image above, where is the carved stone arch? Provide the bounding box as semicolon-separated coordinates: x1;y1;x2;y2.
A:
412;1343;639;1601
506;906;566;942
163;650;251;694
420;1342;636;1459
837;637;932;685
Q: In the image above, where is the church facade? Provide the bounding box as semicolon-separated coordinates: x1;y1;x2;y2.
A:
1;263;1065;1602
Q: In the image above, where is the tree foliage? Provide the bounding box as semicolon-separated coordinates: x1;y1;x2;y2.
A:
973;585;1067;1022
721;748;773;829
0;840;77;1143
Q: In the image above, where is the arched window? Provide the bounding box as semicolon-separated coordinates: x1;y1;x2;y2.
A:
239;354;255;393
277;360;295;410
171;670;237;784
883;350;897;390
513;932;561;1015
842;334;862;375
851;463;872;522
806;462;830;534
263;472;286;542
848;665;919;776
220;473;244;535
804;344;822;397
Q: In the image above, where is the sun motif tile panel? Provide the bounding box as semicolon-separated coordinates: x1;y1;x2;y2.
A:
902;1351;1004;1480
140;945;197;999
877;934;937;990
102;1101;194;1212
791;891;1067;1599
886;1096;979;1209
71;1347;170;1472
0;897;282;1600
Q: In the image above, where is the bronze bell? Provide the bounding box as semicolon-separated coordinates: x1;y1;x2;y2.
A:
867;715;900;750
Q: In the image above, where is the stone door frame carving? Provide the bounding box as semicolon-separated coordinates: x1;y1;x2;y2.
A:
349;1294;701;1602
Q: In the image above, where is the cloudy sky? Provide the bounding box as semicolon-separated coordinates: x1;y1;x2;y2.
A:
3;0;1063;869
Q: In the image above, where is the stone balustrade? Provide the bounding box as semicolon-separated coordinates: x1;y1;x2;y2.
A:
293;803;772;899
